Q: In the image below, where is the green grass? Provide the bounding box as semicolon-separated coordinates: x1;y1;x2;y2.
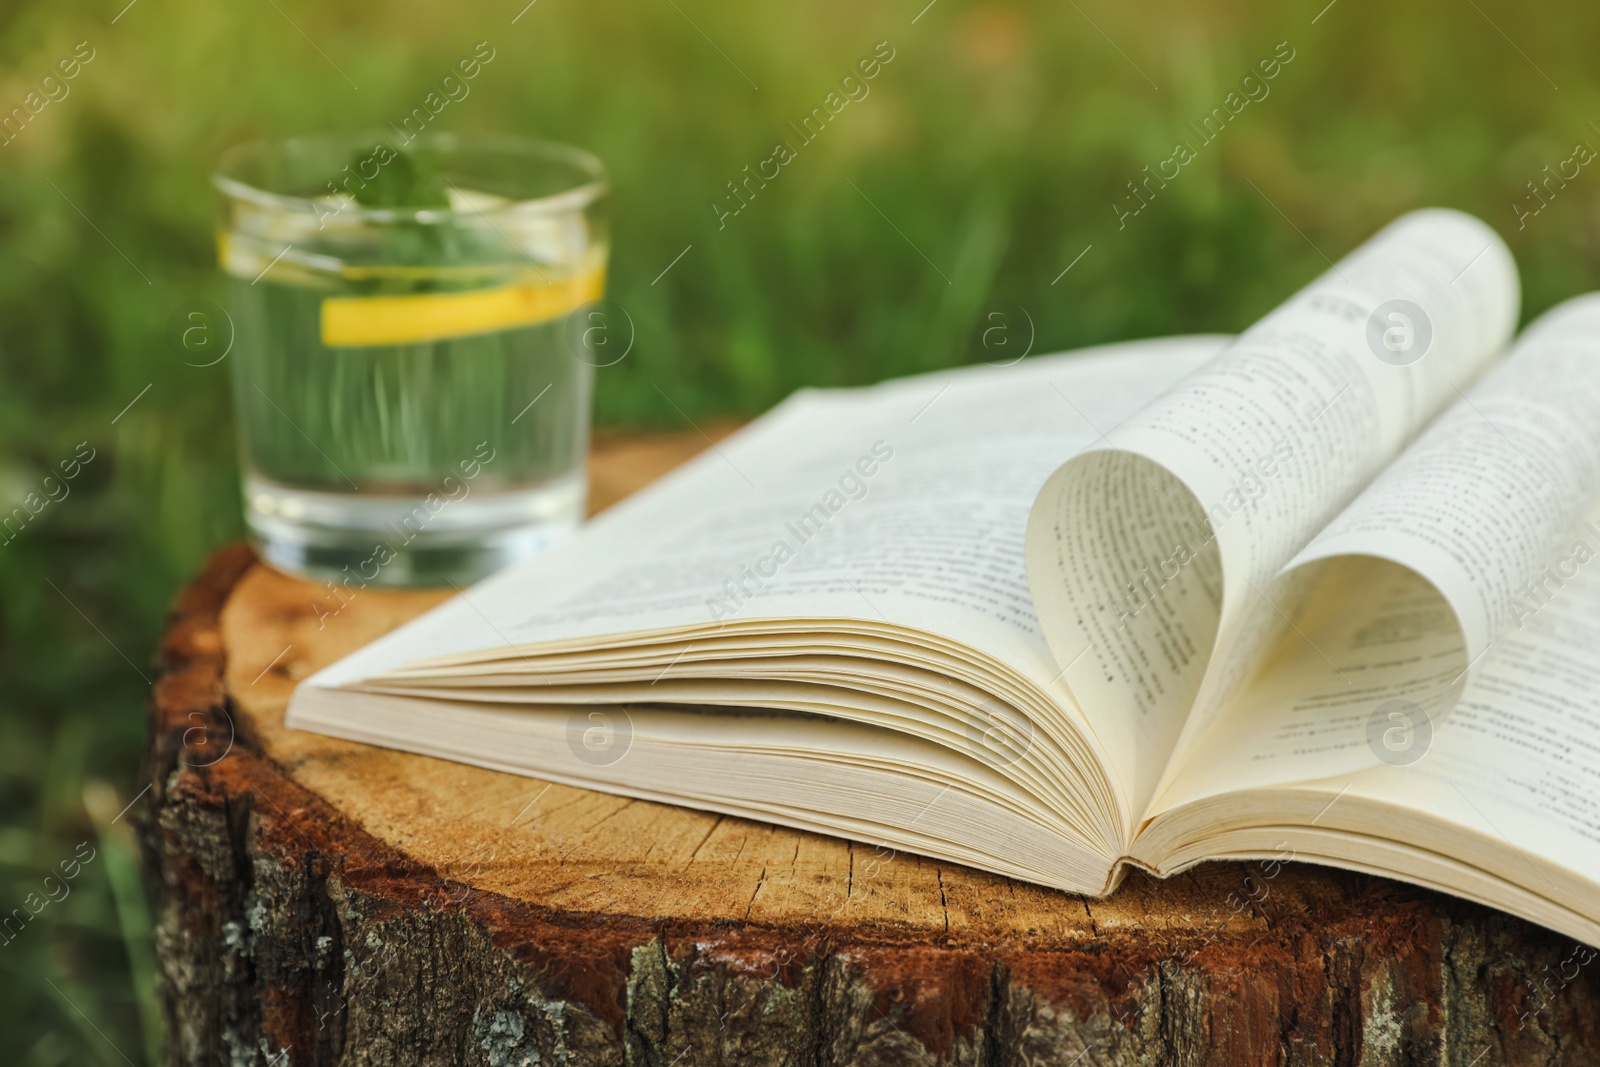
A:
3;0;1598;1060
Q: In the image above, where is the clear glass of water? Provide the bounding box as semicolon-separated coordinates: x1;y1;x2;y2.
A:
215;132;608;586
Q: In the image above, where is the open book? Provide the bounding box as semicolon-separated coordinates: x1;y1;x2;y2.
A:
289;209;1600;945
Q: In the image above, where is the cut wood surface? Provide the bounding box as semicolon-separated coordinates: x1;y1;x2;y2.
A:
143;427;1600;1067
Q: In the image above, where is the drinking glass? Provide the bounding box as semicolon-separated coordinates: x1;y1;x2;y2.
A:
215;132;608;585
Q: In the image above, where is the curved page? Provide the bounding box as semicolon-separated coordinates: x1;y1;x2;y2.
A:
1026;209;1519;819
1152;294;1600;805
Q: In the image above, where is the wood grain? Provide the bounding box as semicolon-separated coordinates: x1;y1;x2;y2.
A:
142;428;1600;1066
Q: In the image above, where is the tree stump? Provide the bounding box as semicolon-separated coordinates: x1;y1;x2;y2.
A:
142;428;1600;1067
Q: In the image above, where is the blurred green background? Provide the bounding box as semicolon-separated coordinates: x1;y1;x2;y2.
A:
1;0;1596;1060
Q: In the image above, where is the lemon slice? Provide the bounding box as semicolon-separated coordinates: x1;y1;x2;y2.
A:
319;265;605;347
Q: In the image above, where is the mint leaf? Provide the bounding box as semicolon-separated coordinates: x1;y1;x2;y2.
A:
350;148;450;209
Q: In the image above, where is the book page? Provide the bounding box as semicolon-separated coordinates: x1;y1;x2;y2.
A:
1146;295;1600;804
1385;535;1600;909
1284;294;1600;664
295;337;1224;832
308;338;1219;681
1138;499;1600;941
1026;209;1519;819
